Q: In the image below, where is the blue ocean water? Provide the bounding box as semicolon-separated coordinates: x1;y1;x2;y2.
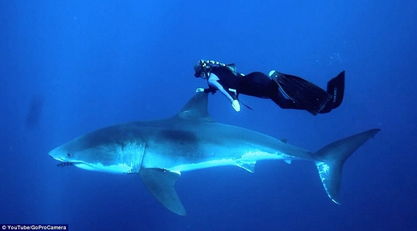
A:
1;0;416;230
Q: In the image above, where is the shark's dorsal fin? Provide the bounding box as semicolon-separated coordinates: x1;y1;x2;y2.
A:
176;93;212;121
139;168;186;216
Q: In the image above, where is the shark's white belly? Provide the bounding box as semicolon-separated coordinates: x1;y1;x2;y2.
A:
168;151;291;173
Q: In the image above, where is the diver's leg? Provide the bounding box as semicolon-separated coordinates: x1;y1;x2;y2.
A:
239;72;274;98
275;74;331;114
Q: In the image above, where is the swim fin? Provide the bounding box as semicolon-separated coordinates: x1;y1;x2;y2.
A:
320;71;345;113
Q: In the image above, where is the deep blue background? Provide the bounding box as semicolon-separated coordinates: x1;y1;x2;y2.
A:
1;0;416;230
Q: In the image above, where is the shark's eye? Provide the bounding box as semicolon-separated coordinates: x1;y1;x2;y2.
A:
67;153;72;157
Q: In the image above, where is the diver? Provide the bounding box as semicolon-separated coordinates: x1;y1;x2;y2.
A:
194;59;345;114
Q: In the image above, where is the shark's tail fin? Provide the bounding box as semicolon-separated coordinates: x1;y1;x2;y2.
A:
313;129;380;204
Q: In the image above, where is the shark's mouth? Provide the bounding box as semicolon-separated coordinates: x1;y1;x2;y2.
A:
55;161;97;171
57;162;82;167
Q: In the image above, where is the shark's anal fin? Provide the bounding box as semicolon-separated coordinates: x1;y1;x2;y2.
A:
236;161;256;173
139;168;186;216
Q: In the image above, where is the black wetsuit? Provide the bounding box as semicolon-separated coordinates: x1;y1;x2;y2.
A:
204;65;345;115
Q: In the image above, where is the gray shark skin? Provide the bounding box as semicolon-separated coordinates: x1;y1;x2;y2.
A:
49;93;380;215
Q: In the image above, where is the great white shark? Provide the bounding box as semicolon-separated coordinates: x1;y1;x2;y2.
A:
49;93;380;215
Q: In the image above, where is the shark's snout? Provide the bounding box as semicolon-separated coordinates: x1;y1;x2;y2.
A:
49;147;65;162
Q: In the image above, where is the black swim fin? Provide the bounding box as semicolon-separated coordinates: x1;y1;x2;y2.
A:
276;73;332;115
320;71;345;113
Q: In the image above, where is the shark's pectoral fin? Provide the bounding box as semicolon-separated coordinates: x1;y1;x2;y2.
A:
236;161;256;173
139;168;186;216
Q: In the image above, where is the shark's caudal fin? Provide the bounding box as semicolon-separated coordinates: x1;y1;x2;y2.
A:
314;128;380;204
175;92;212;121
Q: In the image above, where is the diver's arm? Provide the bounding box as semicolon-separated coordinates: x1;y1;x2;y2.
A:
208;73;234;102
208;73;240;111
